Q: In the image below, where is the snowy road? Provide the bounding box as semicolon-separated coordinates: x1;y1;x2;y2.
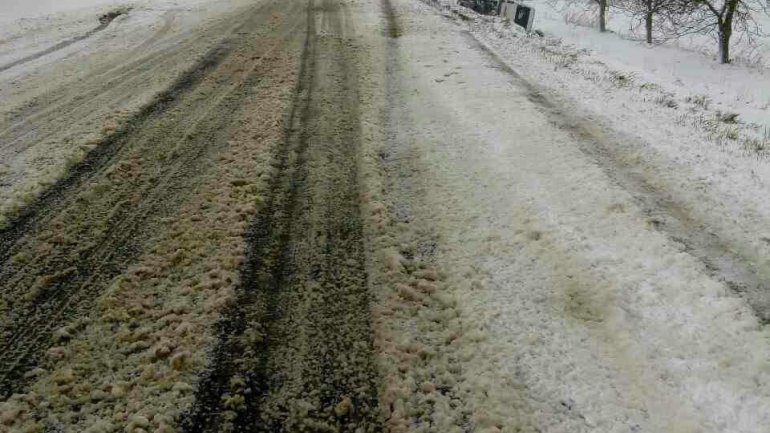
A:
374;1;770;432
1;0;770;431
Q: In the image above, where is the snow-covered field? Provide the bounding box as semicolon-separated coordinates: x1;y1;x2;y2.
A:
0;0;247;63
0;0;127;24
0;0;125;19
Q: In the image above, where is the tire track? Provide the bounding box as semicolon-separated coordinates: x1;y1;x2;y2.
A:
0;9;126;73
0;0;278;261
133;9;178;51
381;0;402;37
180;0;382;431
0;0;303;399
0;9;245;156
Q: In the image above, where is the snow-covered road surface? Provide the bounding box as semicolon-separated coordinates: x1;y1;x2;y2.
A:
0;0;254;228
1;0;770;431
375;1;770;431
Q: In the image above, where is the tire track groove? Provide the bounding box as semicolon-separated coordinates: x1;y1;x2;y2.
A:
0;10;125;73
0;1;299;399
180;0;382;431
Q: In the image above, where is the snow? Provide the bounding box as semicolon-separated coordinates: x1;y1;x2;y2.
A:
526;0;770;125
383;0;770;430
0;0;128;24
0;0;250;65
0;0;253;227
466;14;770;320
1;0;769;429
0;0;247;23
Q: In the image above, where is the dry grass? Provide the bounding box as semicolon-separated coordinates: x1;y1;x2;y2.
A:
654;93;679;109
686;94;711;110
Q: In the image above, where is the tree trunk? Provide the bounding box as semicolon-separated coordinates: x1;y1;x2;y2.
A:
598;0;607;32
718;28;731;63
645;10;653;44
719;0;737;63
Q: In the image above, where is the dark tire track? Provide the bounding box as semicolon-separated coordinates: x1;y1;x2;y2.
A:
0;0;278;263
0;0;303;399
180;0;382;431
0;9;127;73
381;0;402;38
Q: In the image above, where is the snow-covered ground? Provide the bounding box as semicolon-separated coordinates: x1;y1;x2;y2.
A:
464;6;770;320
524;0;770;126
0;0;255;85
537;0;770;65
374;0;770;430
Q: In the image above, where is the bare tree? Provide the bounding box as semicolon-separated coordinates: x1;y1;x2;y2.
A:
616;0;679;43
672;0;766;63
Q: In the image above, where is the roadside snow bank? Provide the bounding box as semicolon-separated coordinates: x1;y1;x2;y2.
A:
397;0;770;431
459;12;770;319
